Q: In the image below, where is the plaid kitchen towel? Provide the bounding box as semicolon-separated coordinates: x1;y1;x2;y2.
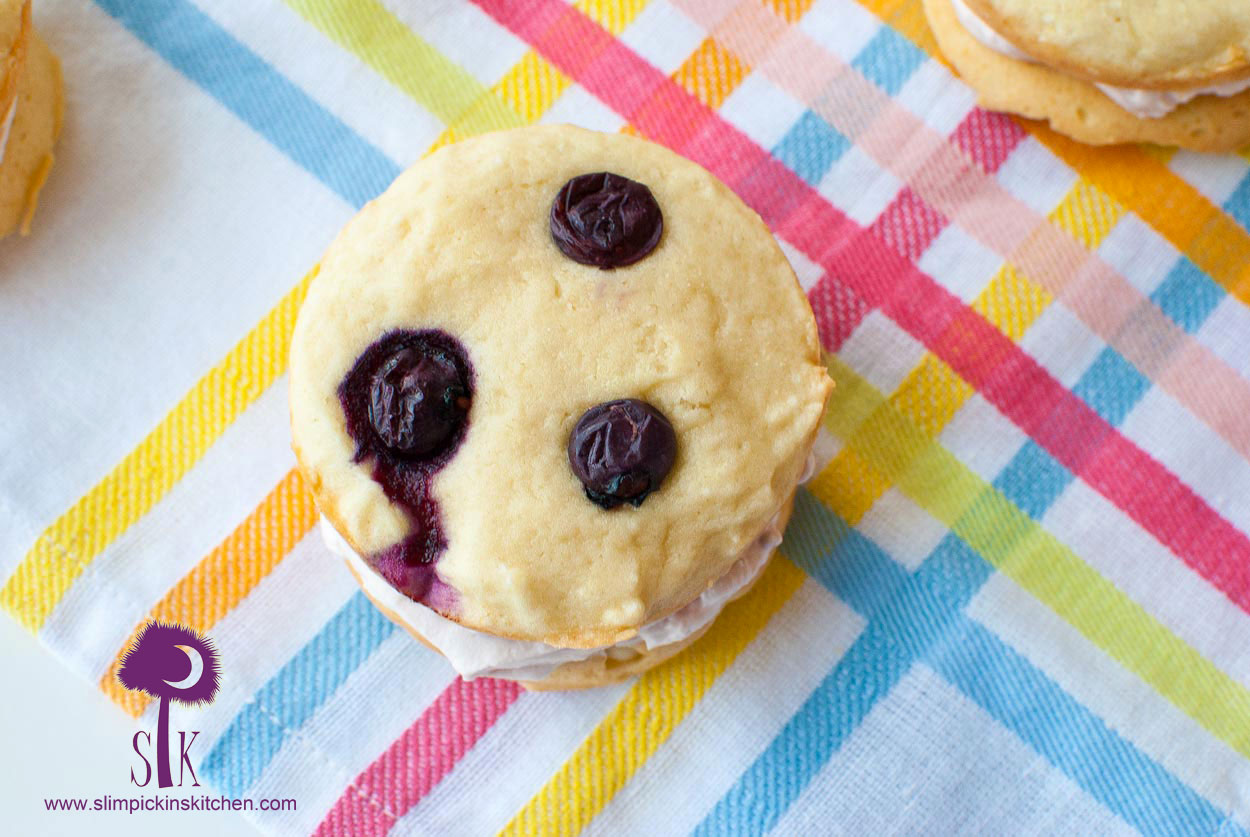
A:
3;0;1250;834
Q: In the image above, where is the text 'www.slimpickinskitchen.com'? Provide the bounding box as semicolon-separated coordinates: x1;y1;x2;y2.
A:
43;794;296;814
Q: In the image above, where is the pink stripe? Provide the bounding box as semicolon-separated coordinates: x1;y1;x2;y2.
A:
688;0;1250;463
950;107;1027;172
869;187;948;262
809;273;869;350
472;0;1250;611
313;677;523;837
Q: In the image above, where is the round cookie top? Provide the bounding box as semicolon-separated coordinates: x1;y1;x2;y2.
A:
964;0;1250;89
290;125;831;647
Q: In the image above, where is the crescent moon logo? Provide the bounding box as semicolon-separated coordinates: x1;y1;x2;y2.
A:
162;644;205;690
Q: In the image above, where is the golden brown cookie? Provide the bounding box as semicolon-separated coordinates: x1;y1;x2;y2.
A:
963;0;1250;89
927;0;1250;151
0;0;63;239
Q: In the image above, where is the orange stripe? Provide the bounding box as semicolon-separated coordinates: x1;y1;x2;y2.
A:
861;0;941;60
100;469;317;717
1;269;316;633
766;0;817;24
674;37;749;111
1029;126;1250;306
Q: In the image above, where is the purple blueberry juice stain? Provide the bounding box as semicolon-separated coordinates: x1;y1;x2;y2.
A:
339;329;473;607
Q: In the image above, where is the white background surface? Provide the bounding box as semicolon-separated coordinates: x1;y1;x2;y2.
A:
0;615;261;837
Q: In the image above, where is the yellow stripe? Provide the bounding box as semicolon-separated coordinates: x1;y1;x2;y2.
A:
0;269;316;632
857;0;1250;307
432;0;658;143
889;354;973;438
972;264;1050;341
823;356;1250;757
808;446;892;524
499;556;807;836
99;470;317;717
1049;178;1122;251
496;51;572;124
578;0;648;35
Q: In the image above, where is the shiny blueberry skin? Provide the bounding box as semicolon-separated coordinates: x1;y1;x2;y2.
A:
341;331;472;464
368;345;469;459
568;399;677;509
339;330;473;597
550;172;663;269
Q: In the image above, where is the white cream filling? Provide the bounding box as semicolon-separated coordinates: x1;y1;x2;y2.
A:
1091;78;1250;120
323;512;782;681
951;0;1250;119
324;447;823;682
0;100;16;167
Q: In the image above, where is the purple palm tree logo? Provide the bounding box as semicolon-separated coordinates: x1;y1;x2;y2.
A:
117;621;220;788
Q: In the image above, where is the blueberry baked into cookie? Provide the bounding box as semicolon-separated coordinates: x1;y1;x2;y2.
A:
0;0;62;239
926;0;1250;151
290;125;832;689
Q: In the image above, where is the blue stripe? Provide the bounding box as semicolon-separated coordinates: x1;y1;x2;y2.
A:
1220;171;1250;231
851;27;925;96
705;495;1242;836
1072;349;1151;426
785;490;909;615
701;354;1207;828
93;0;399;208
696;526;989;837
992;440;1072;520
201;593;395;796
772;111;850;186
701;331;1238;831
930;620;1236;837
1151;258;1225;334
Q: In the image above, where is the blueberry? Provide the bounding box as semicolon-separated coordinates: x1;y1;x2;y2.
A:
550;172;662;268
568;399;677;509
368;346;468;458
